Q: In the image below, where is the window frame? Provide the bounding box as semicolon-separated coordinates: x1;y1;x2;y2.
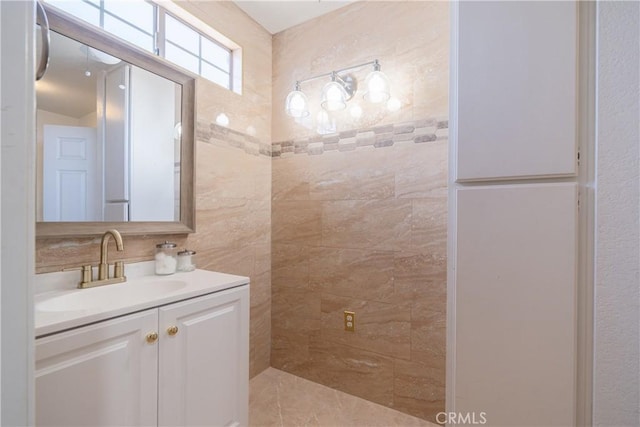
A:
157;8;233;91
44;0;235;91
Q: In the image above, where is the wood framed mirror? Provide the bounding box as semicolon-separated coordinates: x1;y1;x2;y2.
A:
36;4;195;238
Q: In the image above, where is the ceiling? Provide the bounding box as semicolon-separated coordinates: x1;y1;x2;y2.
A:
37;31;116;118
233;1;354;34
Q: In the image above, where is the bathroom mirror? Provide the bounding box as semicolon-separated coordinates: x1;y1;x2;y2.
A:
36;4;195;238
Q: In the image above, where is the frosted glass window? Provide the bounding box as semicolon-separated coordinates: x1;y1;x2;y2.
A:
165;43;199;75
104;0;154;34
104;15;154;52
43;0;237;91
166;15;199;55
202;38;230;72
201;63;230;88
46;0;99;27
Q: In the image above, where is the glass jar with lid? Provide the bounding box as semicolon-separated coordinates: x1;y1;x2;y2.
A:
177;249;196;272
155;241;177;275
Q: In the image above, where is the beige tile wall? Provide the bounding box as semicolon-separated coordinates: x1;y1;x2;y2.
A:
271;2;449;423
272;127;448;422
36;0;273;379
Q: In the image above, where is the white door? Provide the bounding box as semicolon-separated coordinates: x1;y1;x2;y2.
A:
158;286;249;427
35;310;158;427
449;1;581;424
43;125;98;221
456;1;577;181
454;183;577;425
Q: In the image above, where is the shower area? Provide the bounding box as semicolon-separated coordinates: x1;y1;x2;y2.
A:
268;2;448;424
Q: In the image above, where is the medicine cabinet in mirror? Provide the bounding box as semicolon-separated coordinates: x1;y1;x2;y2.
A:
36;4;195;238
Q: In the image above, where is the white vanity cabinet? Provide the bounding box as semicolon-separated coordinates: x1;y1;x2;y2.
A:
35;284;249;427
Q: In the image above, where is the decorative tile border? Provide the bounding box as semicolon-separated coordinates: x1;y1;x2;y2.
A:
196;121;273;157
195;118;448;159
274;118;448;158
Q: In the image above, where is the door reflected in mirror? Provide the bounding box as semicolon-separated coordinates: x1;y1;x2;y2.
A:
36;30;182;223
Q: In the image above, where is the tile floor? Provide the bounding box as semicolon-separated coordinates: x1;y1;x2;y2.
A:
249;368;438;427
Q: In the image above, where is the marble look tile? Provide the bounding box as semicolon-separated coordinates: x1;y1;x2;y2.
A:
308;247;394;302
36;234;188;274
393;251;447;303
411;298;447;357
271;286;321;333
250;298;271;378
272;200;322;244
307;150;395;201
270;329;312;375
272;244;309;289
320;295;411;360
395;141;447;199
306;336;395;407
412;195;448;256
196;143;255;205
195;245;254;278
249;368;437;427
190;201;268;249
253;156;272;201
321;200;413;251
253;243;271;278
272;155;311;201
393;355;446;424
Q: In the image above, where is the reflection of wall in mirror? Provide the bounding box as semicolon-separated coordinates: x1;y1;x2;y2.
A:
102;65;177;222
129;67;176;222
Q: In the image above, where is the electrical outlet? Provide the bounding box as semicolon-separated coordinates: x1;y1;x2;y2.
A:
344;311;355;332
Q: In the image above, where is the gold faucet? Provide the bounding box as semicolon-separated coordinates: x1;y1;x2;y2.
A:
68;229;127;289
98;229;124;281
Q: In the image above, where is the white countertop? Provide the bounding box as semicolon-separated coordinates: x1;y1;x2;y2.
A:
35;262;249;337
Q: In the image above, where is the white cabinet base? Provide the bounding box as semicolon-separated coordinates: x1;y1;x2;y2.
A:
159;286;249;427
36;311;158;427
35;285;249;427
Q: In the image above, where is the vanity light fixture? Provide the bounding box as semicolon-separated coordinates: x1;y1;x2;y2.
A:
285;59;391;119
363;61;391;103
284;82;310;118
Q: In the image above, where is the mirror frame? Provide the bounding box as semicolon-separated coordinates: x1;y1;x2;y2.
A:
37;4;196;238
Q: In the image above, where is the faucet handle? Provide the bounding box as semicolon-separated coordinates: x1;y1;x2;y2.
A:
114;261;126;279
63;265;94;288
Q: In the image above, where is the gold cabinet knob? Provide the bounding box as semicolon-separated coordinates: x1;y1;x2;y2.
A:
146;332;159;344
167;326;179;336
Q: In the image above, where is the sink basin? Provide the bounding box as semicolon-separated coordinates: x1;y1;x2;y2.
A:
36;279;187;313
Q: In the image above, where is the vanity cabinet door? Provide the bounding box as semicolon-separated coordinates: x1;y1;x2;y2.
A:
158;285;249;427
35;310;159;427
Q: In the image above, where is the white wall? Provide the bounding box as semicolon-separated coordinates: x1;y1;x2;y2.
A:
593;2;640;426
129;67;176;221
0;1;35;424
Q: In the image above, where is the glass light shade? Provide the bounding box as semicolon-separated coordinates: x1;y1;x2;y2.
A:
216;113;230;127
285;90;310;118
363;70;391;104
349;103;363;119
386;97;401;112
321;81;348;111
316;110;336;135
